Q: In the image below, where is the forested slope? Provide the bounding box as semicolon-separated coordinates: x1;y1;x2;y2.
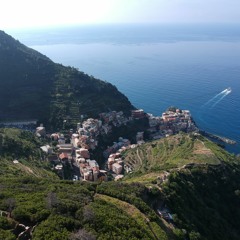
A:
0;30;134;129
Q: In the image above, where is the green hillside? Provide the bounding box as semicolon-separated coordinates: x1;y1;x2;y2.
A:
0;127;171;239
0;129;240;239
1;30;240;240
0;30;134;129
123;132;235;181
121;132;240;240
0;128;57;178
161;163;240;240
0;177;176;240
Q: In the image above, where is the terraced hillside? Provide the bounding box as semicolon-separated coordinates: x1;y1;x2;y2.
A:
49;65;134;129
0;130;174;239
0;30;134;129
122;133;240;240
1;30;240;240
123;132;234;179
1;129;240;239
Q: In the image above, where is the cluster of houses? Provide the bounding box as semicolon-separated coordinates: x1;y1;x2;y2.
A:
146;108;197;140
40;131;107;181
131;109;145;119
37;108;198;182
104;137;132;180
103;137;131;158
75;148;107;181
107;153;123;174
71;111;132;150
99;111;130;127
75;118;100;150
38;111;133;182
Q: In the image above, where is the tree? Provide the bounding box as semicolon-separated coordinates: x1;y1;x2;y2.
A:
189;231;201;240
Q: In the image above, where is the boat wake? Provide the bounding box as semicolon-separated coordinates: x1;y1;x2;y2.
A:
201;87;232;109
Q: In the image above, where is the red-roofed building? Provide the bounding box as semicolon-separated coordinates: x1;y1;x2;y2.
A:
59;153;69;161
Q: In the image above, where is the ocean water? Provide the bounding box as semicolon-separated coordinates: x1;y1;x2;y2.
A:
9;24;240;153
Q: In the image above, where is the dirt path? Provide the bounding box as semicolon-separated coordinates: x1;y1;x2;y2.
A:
17;163;39;177
136;148;143;166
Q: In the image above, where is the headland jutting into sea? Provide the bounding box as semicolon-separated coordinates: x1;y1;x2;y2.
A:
1;106;237;182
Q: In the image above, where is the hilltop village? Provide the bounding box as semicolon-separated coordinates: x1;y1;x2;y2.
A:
35;107;198;182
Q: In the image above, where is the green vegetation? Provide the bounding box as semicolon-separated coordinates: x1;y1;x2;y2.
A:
0;129;172;239
122;132;240;240
162;163;240;240
0;177;175;240
0;126;240;240
95;194;167;240
0;126;172;239
1;30;240;240
0;128;56;178
93;118;149;165
123;133;234;179
0;30;134;129
0;178;94;239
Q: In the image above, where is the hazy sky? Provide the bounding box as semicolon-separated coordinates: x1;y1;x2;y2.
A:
1;0;240;30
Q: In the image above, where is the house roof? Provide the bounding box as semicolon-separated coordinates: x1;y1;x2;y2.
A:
59;152;69;160
112;163;122;169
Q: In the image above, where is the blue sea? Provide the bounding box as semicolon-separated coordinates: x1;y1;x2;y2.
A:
9;24;240;153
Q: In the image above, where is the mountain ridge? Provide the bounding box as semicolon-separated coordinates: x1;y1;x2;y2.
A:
0;30;134;129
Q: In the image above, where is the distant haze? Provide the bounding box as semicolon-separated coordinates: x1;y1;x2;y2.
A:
1;0;240;30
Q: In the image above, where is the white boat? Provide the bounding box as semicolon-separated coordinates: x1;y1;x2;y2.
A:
227;87;232;93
